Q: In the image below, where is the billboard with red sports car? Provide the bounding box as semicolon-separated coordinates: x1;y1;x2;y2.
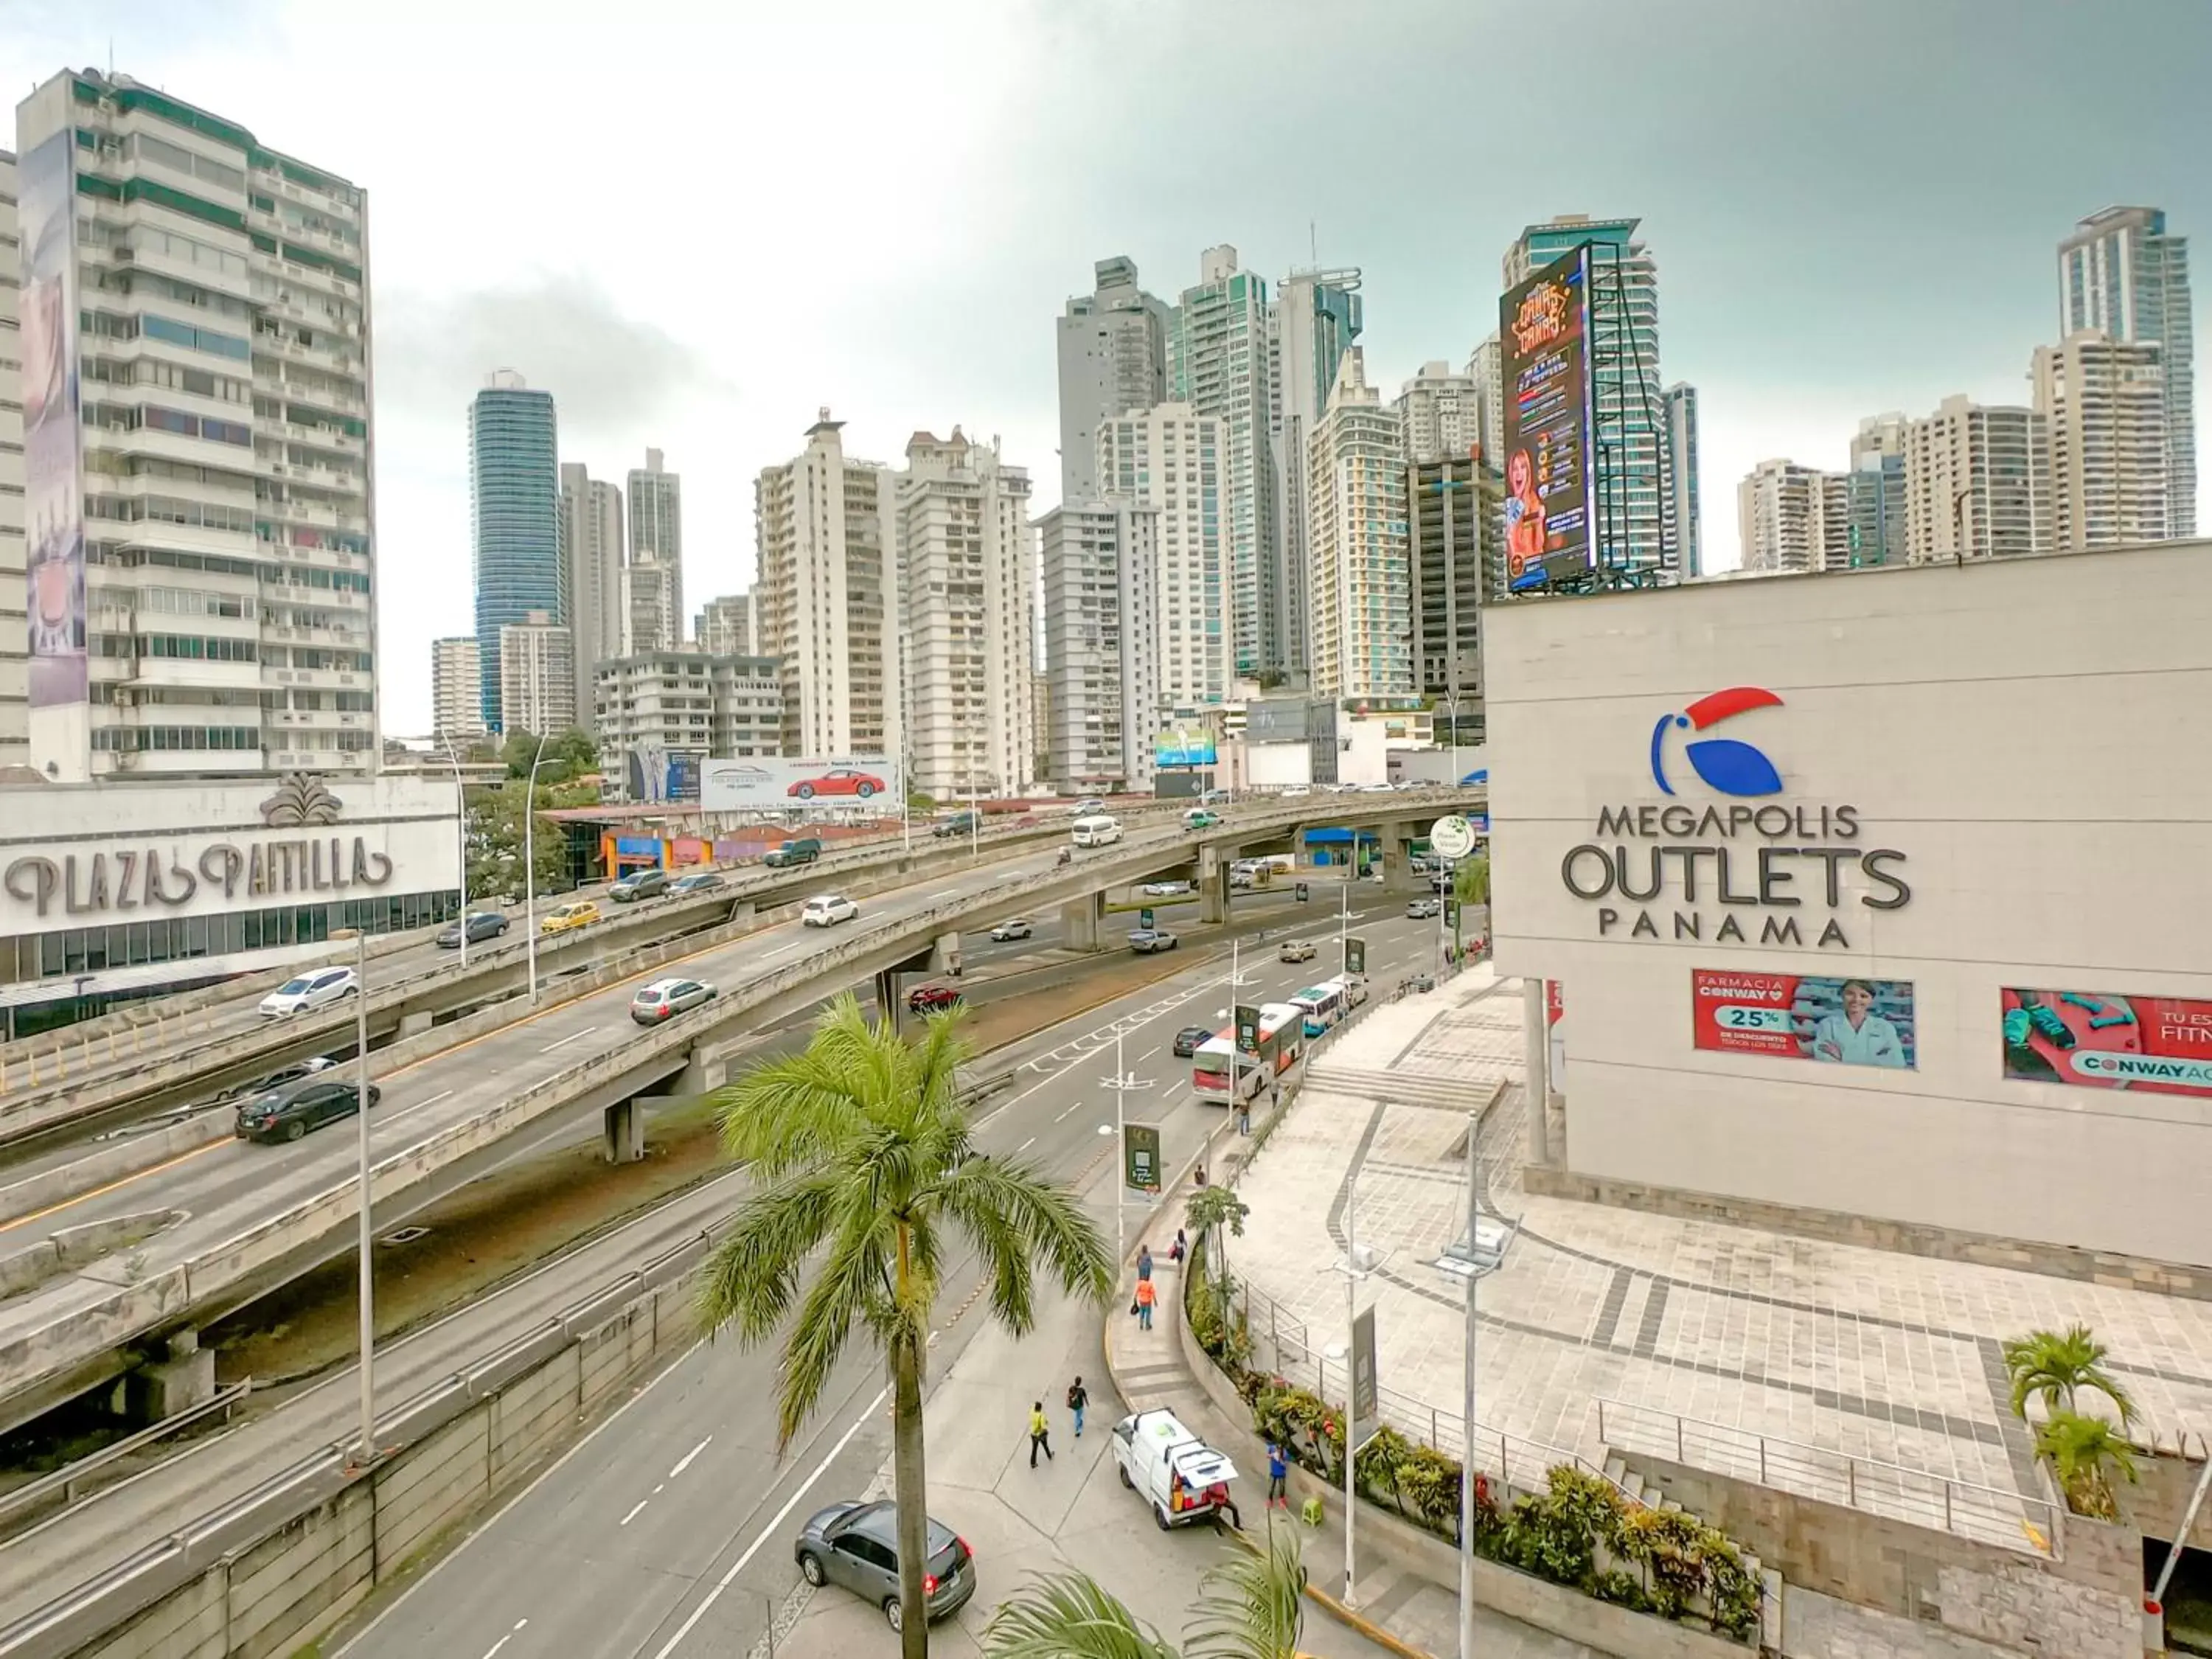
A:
700;757;902;815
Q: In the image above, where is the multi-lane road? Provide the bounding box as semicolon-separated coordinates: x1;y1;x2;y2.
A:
327;898;1435;1659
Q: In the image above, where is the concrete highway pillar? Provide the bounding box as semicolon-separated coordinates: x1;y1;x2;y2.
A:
132;1328;216;1422
1381;823;1422;893
726;900;756;927
1060;893;1102;953
874;967;903;1031
1523;978;1552;1166
398;1010;432;1037
1200;863;1229;925
603;1096;646;1163
930;931;962;978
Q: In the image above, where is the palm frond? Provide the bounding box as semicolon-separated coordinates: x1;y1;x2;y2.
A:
982;1570;1178;1659
1186;1527;1307;1659
772;1203;900;1448
942;1155;1117;1312
694;1170;845;1346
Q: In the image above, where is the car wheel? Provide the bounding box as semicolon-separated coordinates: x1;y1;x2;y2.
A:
1156;1503;1172;1531
1119;1464;1133;1489
883;1598;904;1632
856;782;874;798
285;1121;306;1143
798;1551;824;1587
797;783;815;799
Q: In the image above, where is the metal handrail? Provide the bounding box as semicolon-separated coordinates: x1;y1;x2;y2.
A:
0;1380;252;1533
1594;1396;2059;1556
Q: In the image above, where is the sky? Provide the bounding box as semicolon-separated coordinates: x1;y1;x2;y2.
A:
8;0;2208;735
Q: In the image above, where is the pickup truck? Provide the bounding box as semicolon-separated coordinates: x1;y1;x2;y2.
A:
1112;1410;1238;1529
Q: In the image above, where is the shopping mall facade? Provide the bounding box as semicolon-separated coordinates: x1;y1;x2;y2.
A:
1489;540;2211;1276
0;771;461;1037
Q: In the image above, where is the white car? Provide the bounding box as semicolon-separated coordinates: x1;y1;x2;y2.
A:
258;966;360;1018
1140;880;1192;897
802;894;858;928
1279;786;1311;799
988;918;1033;942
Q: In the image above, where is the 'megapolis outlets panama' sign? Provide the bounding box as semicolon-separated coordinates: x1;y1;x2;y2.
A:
1559;687;1910;951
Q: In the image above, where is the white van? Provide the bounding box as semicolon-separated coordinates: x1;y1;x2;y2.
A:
1110;1409;1238;1528
1071;815;1123;847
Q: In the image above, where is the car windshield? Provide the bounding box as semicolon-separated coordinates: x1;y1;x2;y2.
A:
276;978;311;995
246;1089;288;1112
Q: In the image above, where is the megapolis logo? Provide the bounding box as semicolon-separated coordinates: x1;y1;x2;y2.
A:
1651;687;1784;798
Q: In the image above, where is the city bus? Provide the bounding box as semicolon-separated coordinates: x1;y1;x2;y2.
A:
1192;1002;1304;1103
1288;981;1350;1037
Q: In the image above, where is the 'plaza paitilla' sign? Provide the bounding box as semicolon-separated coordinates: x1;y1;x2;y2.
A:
1559;689;1913;950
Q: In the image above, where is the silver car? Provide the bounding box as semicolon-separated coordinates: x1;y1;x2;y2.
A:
629;976;717;1025
793;1500;975;1632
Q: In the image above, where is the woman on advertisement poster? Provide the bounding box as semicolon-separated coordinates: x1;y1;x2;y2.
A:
1504;448;1546;579
1809;979;1909;1068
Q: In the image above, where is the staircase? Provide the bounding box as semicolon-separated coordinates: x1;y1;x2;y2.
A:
1605;1453;1784;1652
1300;1061;1503;1113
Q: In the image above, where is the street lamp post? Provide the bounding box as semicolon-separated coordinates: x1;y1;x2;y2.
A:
1458;1110;1481;1659
523;728;552;1005
352;931;375;1461
1101;1021;1156;1266
444;739;469;970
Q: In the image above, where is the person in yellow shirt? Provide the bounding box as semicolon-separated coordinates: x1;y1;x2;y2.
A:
1028;1400;1054;1467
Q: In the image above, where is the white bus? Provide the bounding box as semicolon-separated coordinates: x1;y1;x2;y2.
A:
1288;981;1350;1037
1191;1003;1304;1103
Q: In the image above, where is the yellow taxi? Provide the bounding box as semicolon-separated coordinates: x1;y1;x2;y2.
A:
540;900;601;935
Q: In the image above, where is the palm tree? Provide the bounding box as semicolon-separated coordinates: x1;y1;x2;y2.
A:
2001;1324;2138;1426
984;1523;1309;1658
696;995;1114;1657
2035;1409;2140;1520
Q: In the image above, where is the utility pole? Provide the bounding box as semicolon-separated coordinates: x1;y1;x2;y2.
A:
353;931;375;1462
1458;1109;1481;1659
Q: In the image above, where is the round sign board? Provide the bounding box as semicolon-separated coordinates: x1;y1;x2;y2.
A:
1430;815;1477;861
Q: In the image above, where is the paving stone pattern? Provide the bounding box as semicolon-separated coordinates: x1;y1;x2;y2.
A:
1231;969;2212;1541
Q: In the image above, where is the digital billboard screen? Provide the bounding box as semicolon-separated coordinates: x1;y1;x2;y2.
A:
20;131;86;712
1154;724;1219;768
1691;969;1916;1070
1498;246;1598;592
700;757;902;815
2001;989;2212;1099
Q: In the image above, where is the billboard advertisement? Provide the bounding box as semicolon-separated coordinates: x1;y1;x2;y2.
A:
700;756;902;814
1153;723;1219;769
1498;245;1598;593
623;745;700;806
20;131;86;711
2001;989;2212;1099
1691;969;1916;1070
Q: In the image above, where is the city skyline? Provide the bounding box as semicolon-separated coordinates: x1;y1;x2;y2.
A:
5;1;2207;734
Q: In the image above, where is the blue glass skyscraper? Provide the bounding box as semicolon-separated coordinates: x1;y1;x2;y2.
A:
469;373;560;732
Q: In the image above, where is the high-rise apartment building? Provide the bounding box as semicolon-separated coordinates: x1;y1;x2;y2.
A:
0;148;25;766
1098;403;1228;711
1396;361;1482;465
594;649;782;785
1407;455;1489;748
17;71;378;780
693;591;755;658
557;462;622;733
1038;501;1160;793
753;411;901;761
469;372;558;733
1306;351;1411;699
1737;459;1829;574
496;610;575;737
2031;330;2170;551
2059;207;2193;538
897;428;1036;799
1506;215;1669;577
1055;257;1170;505
1838;414;1909;568
1269;266;1362;672
1169;246;1276;676
430;636;484;744
624;448;683;653
1467;333;1506;466
1903;395;2053;563
1663;383;1703;578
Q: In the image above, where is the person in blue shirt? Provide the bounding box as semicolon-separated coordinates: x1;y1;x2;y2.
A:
1267;1441;1290;1509
1810;980;1909;1068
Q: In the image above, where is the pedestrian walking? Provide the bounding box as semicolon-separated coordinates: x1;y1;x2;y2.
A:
1194;1163;1209;1189
1134;1276;1157;1330
1237;1097;1251;1136
1267;1440;1290;1509
1066;1376;1089;1438
1029;1400;1054;1467
1136;1244;1153;1282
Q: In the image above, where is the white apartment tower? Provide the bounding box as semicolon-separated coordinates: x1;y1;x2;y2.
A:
18;70;378;780
1038;501;1160;793
1269;265;1362;673
2032;331;2170;550
897;428;1037;799
0;148;25;765
1169;246;1276;677
1904;396;2053;563
2059;207;2193;538
1467;333;1506;467
694;591;756;658
1098;403;1229;712
753;411;901;761
1396;361;1483;465
495;610;575;737
430;636;484;744
624;448;683;652
557;462;622;733
1307;350;1412;699
1737;459;1829;574
1055;257;1170;504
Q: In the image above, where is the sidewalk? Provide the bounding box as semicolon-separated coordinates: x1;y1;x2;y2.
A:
1104;1212;1600;1659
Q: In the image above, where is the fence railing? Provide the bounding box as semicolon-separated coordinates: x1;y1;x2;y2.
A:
1594;1397;2061;1558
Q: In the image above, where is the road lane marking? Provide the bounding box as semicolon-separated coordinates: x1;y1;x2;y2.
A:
1054;1099;1084;1121
382;1088;452;1124
619;1499;649;1526
1017;1136;1035;1154
540;1027;598;1054
667;1435;712;1479
480;1618;529;1659
650;1382;890;1659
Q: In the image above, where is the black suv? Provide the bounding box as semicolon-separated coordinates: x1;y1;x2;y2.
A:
610;868;670;903
234;1075;383;1143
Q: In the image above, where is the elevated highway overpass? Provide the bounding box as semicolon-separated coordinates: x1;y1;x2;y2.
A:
0;786;1482;1433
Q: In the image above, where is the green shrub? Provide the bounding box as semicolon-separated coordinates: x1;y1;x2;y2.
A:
1593;1568;1649;1612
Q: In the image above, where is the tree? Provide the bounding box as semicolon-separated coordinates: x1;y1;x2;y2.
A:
2001;1324;2138;1425
1453;853;1490;908
2036;1410;2140;1520
1187;1184;1249;1283
501;726;599;784
696;997;1114;1656
984;1524;1307;1659
464;787;570;902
